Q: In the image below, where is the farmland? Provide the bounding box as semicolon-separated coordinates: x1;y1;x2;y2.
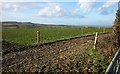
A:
2;33;114;73
2;27;112;45
2;27;115;73
2;1;120;73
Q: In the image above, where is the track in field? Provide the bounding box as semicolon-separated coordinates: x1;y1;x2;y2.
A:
2;33;113;72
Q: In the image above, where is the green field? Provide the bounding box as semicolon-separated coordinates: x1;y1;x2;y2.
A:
2;27;112;45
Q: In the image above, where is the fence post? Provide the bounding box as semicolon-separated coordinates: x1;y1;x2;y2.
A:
37;31;40;44
93;32;98;50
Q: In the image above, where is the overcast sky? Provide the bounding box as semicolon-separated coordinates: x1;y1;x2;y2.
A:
1;0;119;27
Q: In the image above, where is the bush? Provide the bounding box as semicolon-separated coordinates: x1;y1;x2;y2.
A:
112;9;120;49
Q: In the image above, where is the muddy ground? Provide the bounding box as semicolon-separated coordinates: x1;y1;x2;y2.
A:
2;33;115;73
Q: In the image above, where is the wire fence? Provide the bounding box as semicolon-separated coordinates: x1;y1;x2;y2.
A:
105;48;120;74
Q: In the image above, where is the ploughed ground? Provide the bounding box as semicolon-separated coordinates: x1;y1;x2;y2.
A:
2;33;115;73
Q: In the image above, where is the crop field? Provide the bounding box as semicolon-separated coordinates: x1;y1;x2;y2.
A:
2;1;120;73
2;33;114;73
2;27;115;73
2;27;112;45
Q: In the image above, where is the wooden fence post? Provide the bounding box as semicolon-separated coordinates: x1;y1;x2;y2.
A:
37;31;40;44
93;32;98;50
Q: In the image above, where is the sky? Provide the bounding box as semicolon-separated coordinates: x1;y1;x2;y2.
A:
0;0;119;27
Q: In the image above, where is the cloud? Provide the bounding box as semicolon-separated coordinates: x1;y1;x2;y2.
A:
0;3;2;14
71;9;85;18
1;0;50;2
100;10;109;15
2;0;119;2
37;4;66;17
78;0;96;13
98;0;118;15
37;3;86;18
98;0;118;10
1;2;45;12
1;2;85;18
1;2;29;12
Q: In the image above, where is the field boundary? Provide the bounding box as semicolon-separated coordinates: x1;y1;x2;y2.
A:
40;32;110;45
2;32;111;55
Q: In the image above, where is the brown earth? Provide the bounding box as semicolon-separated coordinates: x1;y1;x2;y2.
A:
2;33;114;73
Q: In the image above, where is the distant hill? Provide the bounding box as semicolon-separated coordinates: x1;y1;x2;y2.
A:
2;21;110;29
2;21;49;29
2;21;73;29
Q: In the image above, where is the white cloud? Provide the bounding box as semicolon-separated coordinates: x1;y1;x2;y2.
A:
98;0;118;10
71;9;85;18
0;0;50;2
37;4;66;17
37;3;85;18
1;2;29;12
0;3;2;14
100;9;109;15
98;0;118;15
78;0;96;12
1;2;46;13
1;0;119;2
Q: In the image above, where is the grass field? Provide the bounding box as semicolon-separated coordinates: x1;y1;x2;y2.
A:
2;27;112;45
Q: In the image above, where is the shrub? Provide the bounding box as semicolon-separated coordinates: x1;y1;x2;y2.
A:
112;9;120;49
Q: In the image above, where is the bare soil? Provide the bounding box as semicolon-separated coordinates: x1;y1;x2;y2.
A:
2;33;114;73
